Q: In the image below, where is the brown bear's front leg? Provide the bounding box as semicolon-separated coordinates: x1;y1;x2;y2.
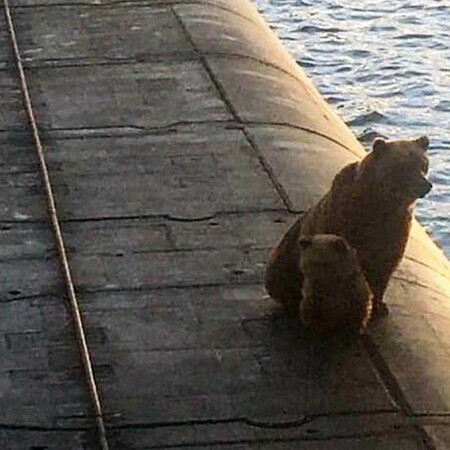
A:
364;267;391;319
371;296;389;318
360;223;411;321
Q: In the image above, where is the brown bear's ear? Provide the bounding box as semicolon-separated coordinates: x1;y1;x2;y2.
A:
298;237;313;250
415;135;429;152
372;138;387;156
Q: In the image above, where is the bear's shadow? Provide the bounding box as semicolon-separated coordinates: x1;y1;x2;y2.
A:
242;305;365;393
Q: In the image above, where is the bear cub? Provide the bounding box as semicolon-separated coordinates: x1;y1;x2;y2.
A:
265;136;432;317
298;234;373;335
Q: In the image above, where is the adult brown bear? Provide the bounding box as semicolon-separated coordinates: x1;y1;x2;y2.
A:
265;136;432;317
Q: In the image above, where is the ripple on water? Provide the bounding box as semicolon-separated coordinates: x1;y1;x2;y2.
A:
297;25;343;33
436;101;450;112
394;33;434;40
348;111;388;127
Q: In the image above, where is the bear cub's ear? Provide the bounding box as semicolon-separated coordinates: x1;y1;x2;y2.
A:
299;237;313;250
372;138;388;156
331;238;349;254
415;135;429;151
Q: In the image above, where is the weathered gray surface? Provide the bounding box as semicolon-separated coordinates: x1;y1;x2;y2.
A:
43;126;283;220
14;5;194;62
0;73;28;130
2;0;450;448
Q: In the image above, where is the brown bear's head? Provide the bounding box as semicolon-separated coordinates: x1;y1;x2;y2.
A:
298;234;359;279
358;136;432;207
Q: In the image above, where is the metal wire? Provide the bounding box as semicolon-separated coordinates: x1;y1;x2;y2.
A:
3;2;109;449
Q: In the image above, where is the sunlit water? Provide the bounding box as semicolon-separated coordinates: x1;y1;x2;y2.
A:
253;0;450;255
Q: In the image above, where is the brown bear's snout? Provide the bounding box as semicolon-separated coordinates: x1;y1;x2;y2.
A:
416;177;433;198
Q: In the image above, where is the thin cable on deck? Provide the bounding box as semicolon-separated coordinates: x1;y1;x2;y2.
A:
3;2;109;449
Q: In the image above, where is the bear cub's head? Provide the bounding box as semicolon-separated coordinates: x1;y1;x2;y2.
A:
298;234;359;280
359;135;432;206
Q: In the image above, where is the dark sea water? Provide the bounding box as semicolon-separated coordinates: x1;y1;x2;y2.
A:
253;0;450;255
